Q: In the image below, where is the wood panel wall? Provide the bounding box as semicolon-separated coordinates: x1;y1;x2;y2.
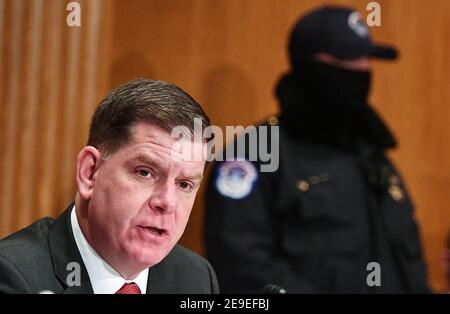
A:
0;0;110;234
1;0;448;292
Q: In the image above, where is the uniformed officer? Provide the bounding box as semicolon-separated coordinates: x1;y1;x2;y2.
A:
204;6;431;293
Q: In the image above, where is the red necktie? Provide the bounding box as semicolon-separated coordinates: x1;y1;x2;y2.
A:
115;282;142;294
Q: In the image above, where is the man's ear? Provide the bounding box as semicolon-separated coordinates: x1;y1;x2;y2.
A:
76;146;102;201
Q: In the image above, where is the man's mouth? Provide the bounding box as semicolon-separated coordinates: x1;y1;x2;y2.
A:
144;226;166;236
138;225;168;241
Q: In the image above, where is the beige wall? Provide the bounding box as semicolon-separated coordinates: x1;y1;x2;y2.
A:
1;0;449;292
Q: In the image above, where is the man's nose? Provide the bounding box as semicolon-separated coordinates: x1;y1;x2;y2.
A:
148;181;177;214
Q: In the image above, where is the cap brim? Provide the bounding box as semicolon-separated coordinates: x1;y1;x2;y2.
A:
370;44;399;60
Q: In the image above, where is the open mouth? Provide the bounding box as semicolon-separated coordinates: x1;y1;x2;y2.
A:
138;225;168;240
145;226;166;236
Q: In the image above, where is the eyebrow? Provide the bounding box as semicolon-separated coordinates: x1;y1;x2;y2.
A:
134;153;161;168
184;174;204;182
133;153;203;182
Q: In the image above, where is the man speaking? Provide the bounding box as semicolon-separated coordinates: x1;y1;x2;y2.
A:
0;79;219;294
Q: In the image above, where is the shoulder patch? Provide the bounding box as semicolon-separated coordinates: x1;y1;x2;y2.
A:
215;160;258;199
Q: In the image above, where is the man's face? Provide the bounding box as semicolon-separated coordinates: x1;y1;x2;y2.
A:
86;122;206;272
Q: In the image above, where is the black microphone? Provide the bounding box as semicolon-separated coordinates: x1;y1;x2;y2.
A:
262;284;287;294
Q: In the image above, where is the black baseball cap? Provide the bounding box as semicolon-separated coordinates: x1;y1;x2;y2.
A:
289;6;398;62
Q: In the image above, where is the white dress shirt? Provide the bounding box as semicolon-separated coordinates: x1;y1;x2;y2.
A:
70;206;149;294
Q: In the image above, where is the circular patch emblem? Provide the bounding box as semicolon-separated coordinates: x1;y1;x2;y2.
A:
348;11;369;38
215;161;258;199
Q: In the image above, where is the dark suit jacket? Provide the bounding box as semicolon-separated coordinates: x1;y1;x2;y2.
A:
0;204;219;294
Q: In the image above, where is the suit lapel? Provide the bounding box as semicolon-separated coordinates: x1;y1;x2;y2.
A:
146;251;176;294
146;246;183;294
48;203;94;294
146;260;167;293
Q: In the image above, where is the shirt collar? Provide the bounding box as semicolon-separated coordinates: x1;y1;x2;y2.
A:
70;205;149;294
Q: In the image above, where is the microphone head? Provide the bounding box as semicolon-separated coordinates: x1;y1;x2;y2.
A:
262;284;287;294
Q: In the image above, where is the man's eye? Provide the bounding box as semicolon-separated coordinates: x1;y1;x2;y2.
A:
179;181;193;192
136;168;152;178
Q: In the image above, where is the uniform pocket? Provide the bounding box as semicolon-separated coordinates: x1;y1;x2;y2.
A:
280;173;363;257
294;173;343;223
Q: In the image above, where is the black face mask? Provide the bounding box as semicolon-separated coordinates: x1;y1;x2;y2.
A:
297;60;371;109
291;61;372;141
276;61;396;150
